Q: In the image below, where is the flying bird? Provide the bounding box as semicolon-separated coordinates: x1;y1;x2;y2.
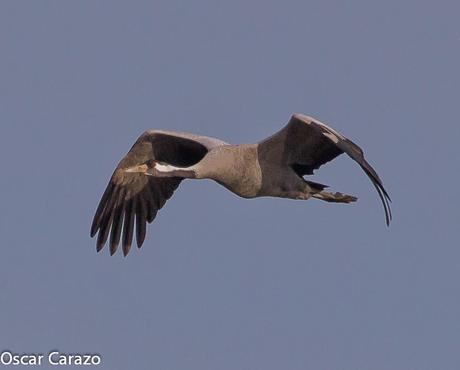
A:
91;114;391;256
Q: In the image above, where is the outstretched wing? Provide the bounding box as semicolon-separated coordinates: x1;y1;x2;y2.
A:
90;130;228;256
260;114;392;225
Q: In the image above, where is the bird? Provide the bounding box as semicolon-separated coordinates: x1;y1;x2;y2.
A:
91;113;391;256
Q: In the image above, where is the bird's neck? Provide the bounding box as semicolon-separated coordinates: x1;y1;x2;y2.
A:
152;163;197;178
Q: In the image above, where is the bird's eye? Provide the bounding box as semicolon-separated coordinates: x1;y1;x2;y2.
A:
145;159;155;167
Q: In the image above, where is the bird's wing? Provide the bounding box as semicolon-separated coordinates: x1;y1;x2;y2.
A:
260;114;392;225
90;130;228;256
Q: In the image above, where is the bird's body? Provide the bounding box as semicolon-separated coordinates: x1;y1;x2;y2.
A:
91;114;391;256
193;144;263;198
197;144;312;199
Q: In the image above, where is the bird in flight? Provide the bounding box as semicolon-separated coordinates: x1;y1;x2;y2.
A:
91;114;391;256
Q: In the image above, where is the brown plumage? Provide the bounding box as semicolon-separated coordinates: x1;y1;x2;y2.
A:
91;114;391;256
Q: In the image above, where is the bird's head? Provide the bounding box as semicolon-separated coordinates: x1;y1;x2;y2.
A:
124;159;157;176
124;160;178;177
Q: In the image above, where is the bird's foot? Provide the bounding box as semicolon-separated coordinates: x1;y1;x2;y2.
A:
312;190;357;203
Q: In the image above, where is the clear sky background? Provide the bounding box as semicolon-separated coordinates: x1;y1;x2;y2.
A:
1;1;459;369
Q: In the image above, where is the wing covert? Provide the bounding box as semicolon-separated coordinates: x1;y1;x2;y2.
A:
90;130;227;256
260;114;392;225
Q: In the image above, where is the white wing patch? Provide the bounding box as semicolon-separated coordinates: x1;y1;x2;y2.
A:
322;131;340;143
155;163;178;173
293;113;314;124
293;113;346;141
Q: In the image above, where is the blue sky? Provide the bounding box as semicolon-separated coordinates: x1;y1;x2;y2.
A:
1;1;459;369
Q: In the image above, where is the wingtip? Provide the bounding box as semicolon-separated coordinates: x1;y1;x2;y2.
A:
122;243;132;257
90;218;99;237
384;201;392;227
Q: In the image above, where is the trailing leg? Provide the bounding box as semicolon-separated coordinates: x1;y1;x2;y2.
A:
311;190;357;203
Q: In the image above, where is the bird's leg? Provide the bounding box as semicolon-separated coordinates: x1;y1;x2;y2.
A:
278;189;356;203
276;179;357;203
275;190;312;200
311;190;357;203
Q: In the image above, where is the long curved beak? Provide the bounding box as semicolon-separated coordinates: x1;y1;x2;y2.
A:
124;164;148;174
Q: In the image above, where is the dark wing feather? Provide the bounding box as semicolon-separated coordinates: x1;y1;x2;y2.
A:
329;133;392;225
261;114;392;225
90;130;226;256
259;116;343;175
